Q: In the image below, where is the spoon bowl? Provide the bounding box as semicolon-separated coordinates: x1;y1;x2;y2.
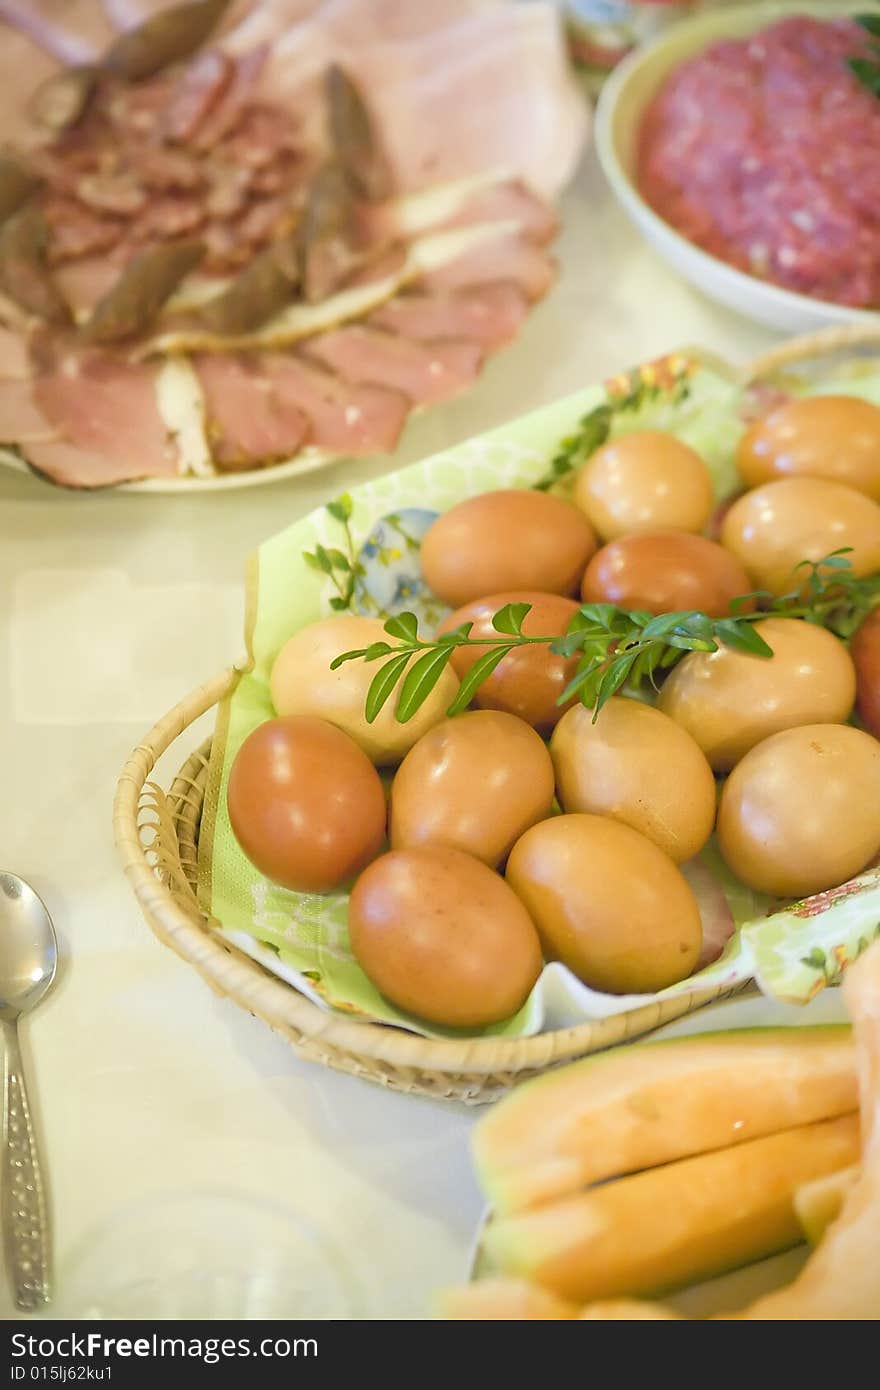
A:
0;874;57;1020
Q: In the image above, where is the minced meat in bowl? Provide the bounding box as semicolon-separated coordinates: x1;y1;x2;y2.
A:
637;15;880;308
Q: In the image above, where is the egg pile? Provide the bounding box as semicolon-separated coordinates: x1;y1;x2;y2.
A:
227;394;880;1030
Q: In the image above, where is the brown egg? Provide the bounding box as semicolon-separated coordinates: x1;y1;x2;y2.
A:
227;716;386;892
437;591;581;731
420;489;596;608
737;395;880;499
657;617;856;772
348;847;543;1027
390;710;555;867
720;477;880;596
581;531;753;616
506;814;702;994
270;615;458;765
572;431;714;541
550;697;716;862
717;724;880;898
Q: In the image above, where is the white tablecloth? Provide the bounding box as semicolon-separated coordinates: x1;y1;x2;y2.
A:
0;148;840;1320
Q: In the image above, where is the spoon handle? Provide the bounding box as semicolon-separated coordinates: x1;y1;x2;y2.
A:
2;1018;50;1309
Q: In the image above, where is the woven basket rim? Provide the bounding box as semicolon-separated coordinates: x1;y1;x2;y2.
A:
113;327;877;1092
113;671;744;1081
742;321;880;382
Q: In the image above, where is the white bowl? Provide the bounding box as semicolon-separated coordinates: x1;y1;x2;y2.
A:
595;1;880;334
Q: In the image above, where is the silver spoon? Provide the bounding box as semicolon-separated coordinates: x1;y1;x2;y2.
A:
0;873;57;1310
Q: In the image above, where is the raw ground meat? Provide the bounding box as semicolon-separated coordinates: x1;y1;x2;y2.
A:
638;16;880;308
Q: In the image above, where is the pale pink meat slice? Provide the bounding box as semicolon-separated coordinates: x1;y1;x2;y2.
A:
195;351;310;467
28;339;178;484
0;326;35;380
191;44;269;149
342;244;408;291
0;377;55;437
262;351;409;454
43;197;125;262
436;180;559;245
226;0;501;52
252;4;587;198
135;147;204;192
160;48;233;144
0;25;61;147
369;282;529;350
357;178;559;249
102;0;254;34
417;232;555;301
0;1;116;65
302;324;483;404
354;5;585;199
53;259;120;317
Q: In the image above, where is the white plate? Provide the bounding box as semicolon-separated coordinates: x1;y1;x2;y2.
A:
595;0;880;334
0;443;340;493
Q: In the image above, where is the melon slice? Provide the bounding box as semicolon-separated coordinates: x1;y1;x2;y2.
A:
435;1278;579;1321
794;1165;859;1246
482;1114;859;1303
473;1026;856;1215
718;942;880;1320
547;940;880;1320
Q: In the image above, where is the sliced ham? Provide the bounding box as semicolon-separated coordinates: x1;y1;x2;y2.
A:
191;44;268;149
0;26;62;148
261;351;409;454
160;48;233;144
355;175;558;250
343;244;408;290
302;323;483;404
194;350;309;468
42;197;125;262
136;147;204;192
194;348;409;461
11;436;160;487
0;1;116;65
222;101;301;166
0;377;56;436
368;282;529;350
253;4;587;199
358;8;586;199
0;326;34;379
53;258;120;317
101;1;254;32
107;72;175;137
28;336;179;484
0;1;579;487
226;0;501;52
434;180;558;245
135;193;206;240
416;231;555;301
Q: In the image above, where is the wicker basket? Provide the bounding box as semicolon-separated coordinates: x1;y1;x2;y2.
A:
113;324;880;1105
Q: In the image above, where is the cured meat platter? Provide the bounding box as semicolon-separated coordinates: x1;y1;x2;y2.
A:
0;0;587;490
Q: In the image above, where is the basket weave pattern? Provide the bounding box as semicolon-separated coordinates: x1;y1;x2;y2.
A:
114;674;743;1103
114;326;879;1104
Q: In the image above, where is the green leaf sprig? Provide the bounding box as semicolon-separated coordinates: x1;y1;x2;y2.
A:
849;15;880;96
331;552;880;727
303;493;357;611
533;362;692;492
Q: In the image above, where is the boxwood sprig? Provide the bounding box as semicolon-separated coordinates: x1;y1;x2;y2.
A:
330;552;880;727
850;16;880;96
